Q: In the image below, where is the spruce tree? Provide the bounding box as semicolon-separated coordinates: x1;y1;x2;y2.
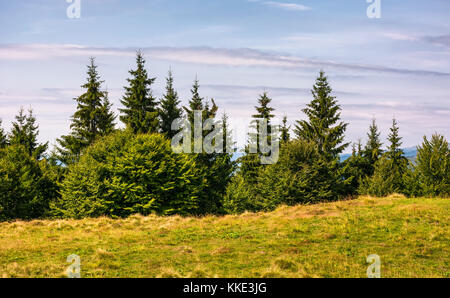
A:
251;92;275;152
8;107;48;159
183;78;233;214
183;78;218;141
239;92;275;185
363;118;383;175
280;115;290;143
120;50;159;134
159;69;182;139
0;119;6;148
416;134;449;197
387;118;406;169
383;118;408;192
295;70;349;159
222;112;235;153
57;58;115;164
184;78;209;125
97;90;116;136
342;140;366;195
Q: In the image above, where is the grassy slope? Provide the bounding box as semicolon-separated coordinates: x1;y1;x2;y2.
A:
0;195;448;278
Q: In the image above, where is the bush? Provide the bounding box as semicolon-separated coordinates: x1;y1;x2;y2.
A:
358;156;410;197
53;131;204;218
224;140;347;213
222;175;255;214
415;134;449;197
0;145;57;220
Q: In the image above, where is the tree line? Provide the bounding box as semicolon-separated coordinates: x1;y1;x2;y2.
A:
0;52;448;220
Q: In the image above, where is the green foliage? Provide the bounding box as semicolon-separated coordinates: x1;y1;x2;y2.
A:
54;131;205;218
280;115;290;144
295;71;349;159
250;92;275;153
0;119;8;148
256;140;346;209
342;141;369;195
358;156;412;197
387;119;407;170
363;118;383;176
159;69;182;139
0;145;58;220
183;78;218;128
57;58;116;164
239;92;276;186
359;120;409;197
221;112;235;154
386;119;408;190
226;140;347;213
402;162;422;198
222;175;255;214
120;51;159;134
182;78;235;214
415;134;449;197
358;156;395;197
295;70;349;159
8;107;48;159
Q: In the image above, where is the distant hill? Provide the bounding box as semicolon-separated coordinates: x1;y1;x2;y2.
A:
340;146;418;162
233;147;418;163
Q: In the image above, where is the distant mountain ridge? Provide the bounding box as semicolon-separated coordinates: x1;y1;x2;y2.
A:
232;147;418;163
340;146;418;162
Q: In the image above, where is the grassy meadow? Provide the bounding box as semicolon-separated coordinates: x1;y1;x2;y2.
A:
0;195;448;278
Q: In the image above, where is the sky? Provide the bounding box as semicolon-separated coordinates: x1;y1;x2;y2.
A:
0;0;449;151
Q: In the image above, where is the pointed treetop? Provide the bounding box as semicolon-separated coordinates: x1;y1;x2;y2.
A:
295;70;349;159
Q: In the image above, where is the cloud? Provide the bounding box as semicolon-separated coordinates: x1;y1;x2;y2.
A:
423;34;450;48
382;33;450;49
383;33;418;42
263;1;311;11
247;0;311;11
1;44;449;77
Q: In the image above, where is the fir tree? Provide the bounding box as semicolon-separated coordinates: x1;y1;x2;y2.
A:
184;78;209;125
159;69;182;139
416;134;449;197
57;58;115;164
183;78;233;214
97;90;116;136
8;107;48;159
222;112;235;153
380;118;408;192
120;50;158;134
250;92;275;153
239;92;275;185
280;115;290;143
363;118;383;175
295;70;349;159
387;118;406;169
183;77;218;140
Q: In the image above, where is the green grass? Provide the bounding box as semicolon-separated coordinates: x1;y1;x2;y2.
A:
0;195;448;278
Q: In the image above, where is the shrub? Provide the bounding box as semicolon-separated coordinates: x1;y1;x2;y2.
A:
53;131;204;218
358;156;409;197
222;175;255;214
257;140;346;209
224;140;347;213
0;145;57;220
415;134;449;197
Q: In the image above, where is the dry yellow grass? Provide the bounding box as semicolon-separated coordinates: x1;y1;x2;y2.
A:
0;195;448;278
